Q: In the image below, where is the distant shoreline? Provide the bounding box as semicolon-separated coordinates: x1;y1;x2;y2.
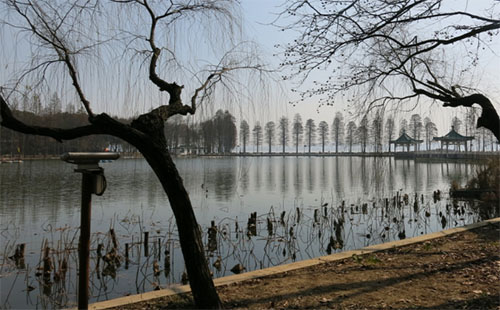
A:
2;150;498;163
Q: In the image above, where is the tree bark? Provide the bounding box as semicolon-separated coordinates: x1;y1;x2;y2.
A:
139;143;222;309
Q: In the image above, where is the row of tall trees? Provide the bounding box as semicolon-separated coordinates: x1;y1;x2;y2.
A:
239;111;498;153
4;106;496;156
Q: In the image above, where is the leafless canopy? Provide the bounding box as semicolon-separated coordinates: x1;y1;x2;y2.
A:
1;0;265;133
278;0;500;140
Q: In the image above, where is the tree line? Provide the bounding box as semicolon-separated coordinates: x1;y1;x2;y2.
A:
2;103;497;157
236;110;497;154
0;98;240;156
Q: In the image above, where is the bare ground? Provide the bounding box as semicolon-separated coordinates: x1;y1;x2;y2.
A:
114;222;500;310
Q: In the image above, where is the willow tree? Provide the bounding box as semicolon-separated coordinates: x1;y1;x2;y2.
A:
0;1;264;308
279;0;500;142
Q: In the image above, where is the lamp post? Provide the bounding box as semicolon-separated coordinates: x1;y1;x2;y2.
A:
61;152;119;310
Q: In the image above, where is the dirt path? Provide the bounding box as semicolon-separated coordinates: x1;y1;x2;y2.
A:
112;221;500;309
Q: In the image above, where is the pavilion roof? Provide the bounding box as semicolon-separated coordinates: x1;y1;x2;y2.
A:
433;126;474;142
390;131;423;144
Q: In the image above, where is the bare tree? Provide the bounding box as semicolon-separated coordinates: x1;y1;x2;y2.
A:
318;121;329;153
385;116;395;152
305;118;316;153
424;117;438;150
278;116;289;153
346;121;357;152
372;111;384;153
331;112;344;153
399;119;408;136
465;108;479;150
452;116;463;133
409;114;423;150
0;1;266;308
253;121;262;153
264;121;275;153
279;0;500;142
357;116;369;153
292;113;304;153
240;119;250;153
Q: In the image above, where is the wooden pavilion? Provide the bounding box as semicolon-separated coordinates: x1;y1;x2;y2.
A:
433;126;474;151
390;130;423;152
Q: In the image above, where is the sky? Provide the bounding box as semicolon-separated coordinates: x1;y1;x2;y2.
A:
1;0;499;137
238;0;500;134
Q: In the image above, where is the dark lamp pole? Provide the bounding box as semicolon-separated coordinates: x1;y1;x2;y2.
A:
61;152;119;310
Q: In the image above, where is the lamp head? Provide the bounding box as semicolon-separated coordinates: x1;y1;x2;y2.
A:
61;152;120;171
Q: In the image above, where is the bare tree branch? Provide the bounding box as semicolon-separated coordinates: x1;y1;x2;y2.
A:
278;0;500;140
8;0;95;117
1;93;99;142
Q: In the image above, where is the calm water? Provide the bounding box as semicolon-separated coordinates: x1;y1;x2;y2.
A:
0;156;494;309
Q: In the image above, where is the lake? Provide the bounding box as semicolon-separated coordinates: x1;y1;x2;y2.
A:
0;156;495;309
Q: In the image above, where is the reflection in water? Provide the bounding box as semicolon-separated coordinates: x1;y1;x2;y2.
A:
280;158;288;194
372;157;385;194
320;158;328;192
266;157;275;191
361;157;368;194
239;158;250;195
293;157;302;197
307;158;314;193
0;156;492;309
334;157;343;197
212;160;237;201
254;158;261;191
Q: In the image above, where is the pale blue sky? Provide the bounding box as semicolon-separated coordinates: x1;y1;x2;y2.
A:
1;0;499;136
239;0;500;134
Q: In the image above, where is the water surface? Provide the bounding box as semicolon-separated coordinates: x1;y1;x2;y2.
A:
0;156;492;309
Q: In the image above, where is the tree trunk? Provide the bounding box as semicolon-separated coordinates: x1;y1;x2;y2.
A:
141;145;221;308
127;118;219;307
129;115;221;308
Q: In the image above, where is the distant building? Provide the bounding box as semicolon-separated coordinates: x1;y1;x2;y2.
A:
390;130;423;152
433;126;474;152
